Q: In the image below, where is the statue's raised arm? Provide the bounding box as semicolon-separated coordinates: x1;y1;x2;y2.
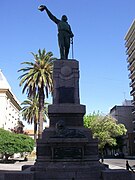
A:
38;5;60;24
38;5;74;60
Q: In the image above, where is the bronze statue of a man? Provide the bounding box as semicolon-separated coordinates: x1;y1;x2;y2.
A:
38;5;74;60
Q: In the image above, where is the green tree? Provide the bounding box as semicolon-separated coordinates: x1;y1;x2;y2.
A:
18;49;55;138
0;128;34;161
84;113;127;161
84;111;100;128
21;96;48;141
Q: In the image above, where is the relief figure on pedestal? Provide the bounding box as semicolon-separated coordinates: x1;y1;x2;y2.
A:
53;120;86;138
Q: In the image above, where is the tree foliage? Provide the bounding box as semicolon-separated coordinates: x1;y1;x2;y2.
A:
0;128;34;160
21;96;48;141
18;49;56;138
84;112;127;150
18;49;55;98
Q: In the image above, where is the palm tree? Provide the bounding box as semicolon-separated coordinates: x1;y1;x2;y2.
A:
18;49;55;138
21;96;48;141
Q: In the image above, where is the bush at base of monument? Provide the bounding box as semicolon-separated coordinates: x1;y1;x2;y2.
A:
0;128;34;161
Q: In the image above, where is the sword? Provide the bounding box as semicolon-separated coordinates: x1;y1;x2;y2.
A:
71;37;74;59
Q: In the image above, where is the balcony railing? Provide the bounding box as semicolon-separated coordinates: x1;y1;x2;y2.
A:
130;79;135;87
132;99;135;106
132;119;135;124
128;59;135;70
132;108;135;115
126;40;135;55
129;70;135;79
125;29;135;48
127;49;135;63
130;88;135;96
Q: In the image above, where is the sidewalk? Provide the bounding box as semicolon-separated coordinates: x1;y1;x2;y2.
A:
0;160;34;171
107;164;125;169
0;160;128;171
0;160;135;180
103;158;135;170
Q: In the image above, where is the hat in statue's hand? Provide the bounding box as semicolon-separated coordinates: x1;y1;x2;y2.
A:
38;5;45;12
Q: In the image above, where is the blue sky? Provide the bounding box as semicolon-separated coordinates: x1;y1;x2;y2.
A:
0;0;135;115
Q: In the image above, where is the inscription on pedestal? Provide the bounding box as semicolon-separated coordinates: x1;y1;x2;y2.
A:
52;147;83;159
59;87;74;103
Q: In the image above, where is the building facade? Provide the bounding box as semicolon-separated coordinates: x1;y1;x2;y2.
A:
125;20;135;156
125;20;135;112
0;70;21;130
110;101;135;156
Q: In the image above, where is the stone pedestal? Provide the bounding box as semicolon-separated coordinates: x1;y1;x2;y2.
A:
33;59;105;179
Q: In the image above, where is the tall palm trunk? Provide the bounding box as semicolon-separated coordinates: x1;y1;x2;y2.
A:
38;83;45;139
34;121;37;142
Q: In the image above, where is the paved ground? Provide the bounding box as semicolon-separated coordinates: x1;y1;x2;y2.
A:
0;160;34;171
0;159;134;180
104;158;135;170
0;158;134;171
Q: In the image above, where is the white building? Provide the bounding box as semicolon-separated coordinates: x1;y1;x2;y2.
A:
0;69;21;130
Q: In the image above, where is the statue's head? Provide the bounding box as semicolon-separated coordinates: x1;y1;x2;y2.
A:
61;15;68;22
